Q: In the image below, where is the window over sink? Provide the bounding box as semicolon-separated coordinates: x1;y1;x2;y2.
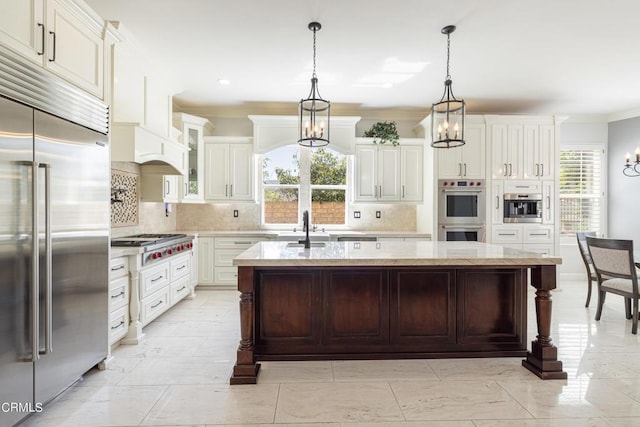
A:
262;145;346;227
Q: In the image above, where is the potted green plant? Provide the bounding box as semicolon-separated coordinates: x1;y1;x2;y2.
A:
363;121;399;146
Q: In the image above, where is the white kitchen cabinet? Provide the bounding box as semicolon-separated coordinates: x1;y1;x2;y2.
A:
204;137;254;201
140;174;179;203
490;180;504;225
189;237;199;291
400;145;423;201
542;180;554;224
0;0;104;98
173;113;213;202
197;237;215;286
488;117;556;181
491;224;554;254
489;123;524;180
108;256;130;346
437;121;485;179
523;124;555;180
354;144;401;201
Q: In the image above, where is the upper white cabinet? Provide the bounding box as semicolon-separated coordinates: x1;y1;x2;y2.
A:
354;139;423;202
487;116;557;181
437;119;485;179
0;0;104;98
140;173;179;203
523;124;555;180
204;137;255;201
173;113;213;202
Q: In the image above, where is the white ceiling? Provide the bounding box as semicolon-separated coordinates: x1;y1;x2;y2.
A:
85;0;640;120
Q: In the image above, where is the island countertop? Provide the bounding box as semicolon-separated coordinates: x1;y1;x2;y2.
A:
232;240;562;267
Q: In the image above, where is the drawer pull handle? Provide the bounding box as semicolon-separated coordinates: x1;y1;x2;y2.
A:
177;286;186;292
110;291;125;299
234;241;251;245
150;275;164;282
111;265;125;271
530;233;547;236
177;265;186;270
498;233;516;236
151;300;164;309
111;321;125;330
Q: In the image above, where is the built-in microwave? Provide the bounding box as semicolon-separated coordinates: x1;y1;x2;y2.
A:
503;193;542;223
438;179;486;225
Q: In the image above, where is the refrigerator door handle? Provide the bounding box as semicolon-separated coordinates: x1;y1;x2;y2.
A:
31;161;40;361
41;163;53;355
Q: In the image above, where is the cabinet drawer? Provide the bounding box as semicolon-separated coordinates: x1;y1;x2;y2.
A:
171;277;191;305
492;226;522;244
215;237;260;250
171;254;190;280
215;249;238;267
109;257;129;279
504;180;542;193
215;266;238;285
523;243;553;256
523;226;553;243
141;288;170;326
109;305;129;344
140;262;171;299
109;276;129;311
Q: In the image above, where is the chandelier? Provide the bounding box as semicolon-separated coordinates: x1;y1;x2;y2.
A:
298;22;330;147
431;25;465;148
623;147;640;177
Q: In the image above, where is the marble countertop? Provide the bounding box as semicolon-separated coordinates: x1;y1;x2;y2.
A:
180;230;432;239
233;241;562;267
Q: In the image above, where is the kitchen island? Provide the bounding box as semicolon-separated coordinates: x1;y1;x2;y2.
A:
230;241;566;384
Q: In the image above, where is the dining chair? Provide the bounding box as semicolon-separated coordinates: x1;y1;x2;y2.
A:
576;231;597;307
586;236;639;334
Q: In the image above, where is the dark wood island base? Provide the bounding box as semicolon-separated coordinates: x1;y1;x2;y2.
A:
230;261;566;384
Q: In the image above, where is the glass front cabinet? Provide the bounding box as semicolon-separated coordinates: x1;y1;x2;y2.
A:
173;113;213;202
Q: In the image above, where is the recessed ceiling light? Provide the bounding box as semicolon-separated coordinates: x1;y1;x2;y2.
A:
218;79;230;85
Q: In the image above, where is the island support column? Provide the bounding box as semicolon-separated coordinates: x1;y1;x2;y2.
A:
230;266;260;384
522;264;567;379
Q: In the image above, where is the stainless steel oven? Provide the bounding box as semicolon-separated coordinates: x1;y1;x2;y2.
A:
438;224;486;242
438;179;485;225
503;193;542;223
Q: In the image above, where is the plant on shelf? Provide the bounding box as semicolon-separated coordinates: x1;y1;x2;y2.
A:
363;121;400;146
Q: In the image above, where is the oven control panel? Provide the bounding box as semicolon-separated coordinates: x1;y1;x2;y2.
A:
144;241;194;265
439;180;483;188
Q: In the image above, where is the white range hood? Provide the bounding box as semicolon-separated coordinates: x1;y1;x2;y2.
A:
110;122;187;175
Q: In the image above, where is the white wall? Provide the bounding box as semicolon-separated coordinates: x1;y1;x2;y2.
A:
558;120;608;280
608;116;640;246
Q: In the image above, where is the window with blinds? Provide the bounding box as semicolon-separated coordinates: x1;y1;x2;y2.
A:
559;145;605;236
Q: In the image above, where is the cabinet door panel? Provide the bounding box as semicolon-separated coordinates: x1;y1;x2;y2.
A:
523;124;539;179
204;143;229;199
401;145;423;201
462;124;486;179
437;145;462;179
197;237;215;284
390;270;456;345
538;125;555;180
46;0;103;97
230;144;253;200
323;270;389;344
0;0;43;62
456;269;526;347
378;146;400;201
257;270;321;345
354;145;377;201
490;124;509;179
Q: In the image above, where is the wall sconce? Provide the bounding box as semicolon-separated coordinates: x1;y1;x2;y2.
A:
623;147;640;177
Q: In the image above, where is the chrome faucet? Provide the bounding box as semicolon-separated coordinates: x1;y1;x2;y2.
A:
299;210;311;249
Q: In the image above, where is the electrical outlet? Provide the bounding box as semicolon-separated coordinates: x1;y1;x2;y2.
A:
376;211;381;218
233;209;239;217
354;211;361;218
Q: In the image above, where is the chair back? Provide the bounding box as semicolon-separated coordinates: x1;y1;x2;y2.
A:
576;231;596;266
586;237;637;281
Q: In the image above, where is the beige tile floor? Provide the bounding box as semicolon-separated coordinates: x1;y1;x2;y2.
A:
21;280;640;427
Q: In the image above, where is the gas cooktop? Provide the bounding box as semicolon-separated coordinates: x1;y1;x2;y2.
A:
111;234;187;247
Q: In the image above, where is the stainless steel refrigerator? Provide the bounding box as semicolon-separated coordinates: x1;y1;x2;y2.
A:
0;44;110;426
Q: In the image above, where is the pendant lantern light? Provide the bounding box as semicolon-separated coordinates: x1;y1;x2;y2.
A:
298;22;330;147
431;25;465;148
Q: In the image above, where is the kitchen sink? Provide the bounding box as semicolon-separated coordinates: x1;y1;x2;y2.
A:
285;242;327;248
276;232;331;241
